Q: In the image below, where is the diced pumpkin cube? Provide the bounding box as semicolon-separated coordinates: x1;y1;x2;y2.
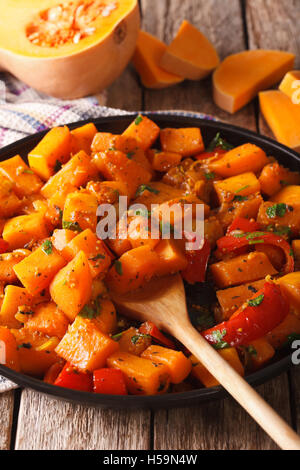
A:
55;315;119;371
214;172;260;204
0;285;32;329
141;345;192;384
218;193;263;229
0;326;20;372
147;149;182;172
117;327;152;355
215;279;266;321
0;249;31;283
257;201;300;236
258;162;300;197
160;127;204;157
23;302;69;339
49;251;92;321
292;240;300;265
3;212;49;250
52;229;76;252
0;176;22;218
28;126;72;180
191;348;244;387
93;299;117;335
61;229;112;278
91;132;139;154
247;338;275;370
106;245;160;294
277;272;300;315
93;150;152;199
123;115;160;150
70;123;98;154
271;185;300;206
209;143;268;177
108;237;132;257
210;252;277;288
107;351;170;395
0;154;42;197
266;313;300;349
41;150;97;199
63;191;98;233
154;239;188;276
12;328;58;376
13;246;66;295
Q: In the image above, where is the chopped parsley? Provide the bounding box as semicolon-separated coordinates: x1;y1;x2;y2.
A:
211;329;229;350
62;221;82;232
135;116;143;125
114;260;123;276
266;225;291;237
78;298;102;320
247;345;257;357
18;342;32;350
135;184;160;197
131;334;151;345
204;172;215;180
127;152;135;159
42;239;53;255
233;195;248;202
235;185;250;194
266;203;288;219
22;168;34;175
206;132;234;152
248;294;264;307
89;254;105;261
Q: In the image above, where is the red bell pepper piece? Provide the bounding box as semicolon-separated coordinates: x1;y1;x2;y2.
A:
195;146;227;160
0;239;9;254
217;231;294;273
44;362;64;385
181;239;211;284
93;368;128;395
203;282;289;347
54;363;93;392
227;217;261;234
139;321;175;349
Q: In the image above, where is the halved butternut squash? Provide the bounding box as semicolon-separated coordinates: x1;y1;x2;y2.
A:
279;70;300;102
160;20;219;80
0;0;140;98
213;50;295;113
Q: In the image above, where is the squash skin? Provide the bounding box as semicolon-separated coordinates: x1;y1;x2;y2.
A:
0;1;140;99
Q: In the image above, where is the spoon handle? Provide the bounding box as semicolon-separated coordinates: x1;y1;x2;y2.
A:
173;322;300;450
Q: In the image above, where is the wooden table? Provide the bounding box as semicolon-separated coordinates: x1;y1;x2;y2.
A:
1;0;300;451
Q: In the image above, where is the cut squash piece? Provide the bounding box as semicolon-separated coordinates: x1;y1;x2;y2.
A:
71;123;98;155
0;154;42;197
279;70;300;102
0;285;33;329
132;30;183;89
3;212;49;250
213;50;295;113
160;127;204;157
122;115;160;151
0;0;140;99
160;20;219;80
259;90;300;153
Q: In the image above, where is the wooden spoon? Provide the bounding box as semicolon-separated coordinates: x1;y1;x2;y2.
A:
112;273;300;450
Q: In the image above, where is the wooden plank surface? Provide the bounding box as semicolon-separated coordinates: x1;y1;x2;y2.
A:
15;390;150;450
0;391;14;450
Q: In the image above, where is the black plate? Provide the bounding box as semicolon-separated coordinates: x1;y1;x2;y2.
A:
0;112;299;409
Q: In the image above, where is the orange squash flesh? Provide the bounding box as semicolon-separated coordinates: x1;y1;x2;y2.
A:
141;345;192;384
132;30;183;89
160;127;204;157
0;154;42;197
23;302;69;339
259;90;300;153
123;115;160;151
0;326;20;372
0;0;140;99
3;213;49;250
71;123;98;155
279;70;300;102
214;172;260;204
160;20;219;80
49;251;92;321
55;315;119;372
247;338;275;370
267;313;300;349
213;50;295;113
107;351;170;395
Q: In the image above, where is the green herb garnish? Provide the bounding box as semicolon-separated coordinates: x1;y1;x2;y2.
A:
204;172;215;180
23;168;34;175
131;334;151;345
114;260;123;276
248;294;264;307
247;345;257;357
127;152;135;159
266;203;288;219
211;329;229;350
42;239;53;255
135;184;160;197
62;221;82;232
233;195;248;202
207;132;234;152
89;254;105;261
18;342;32;350
135;116;143;125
